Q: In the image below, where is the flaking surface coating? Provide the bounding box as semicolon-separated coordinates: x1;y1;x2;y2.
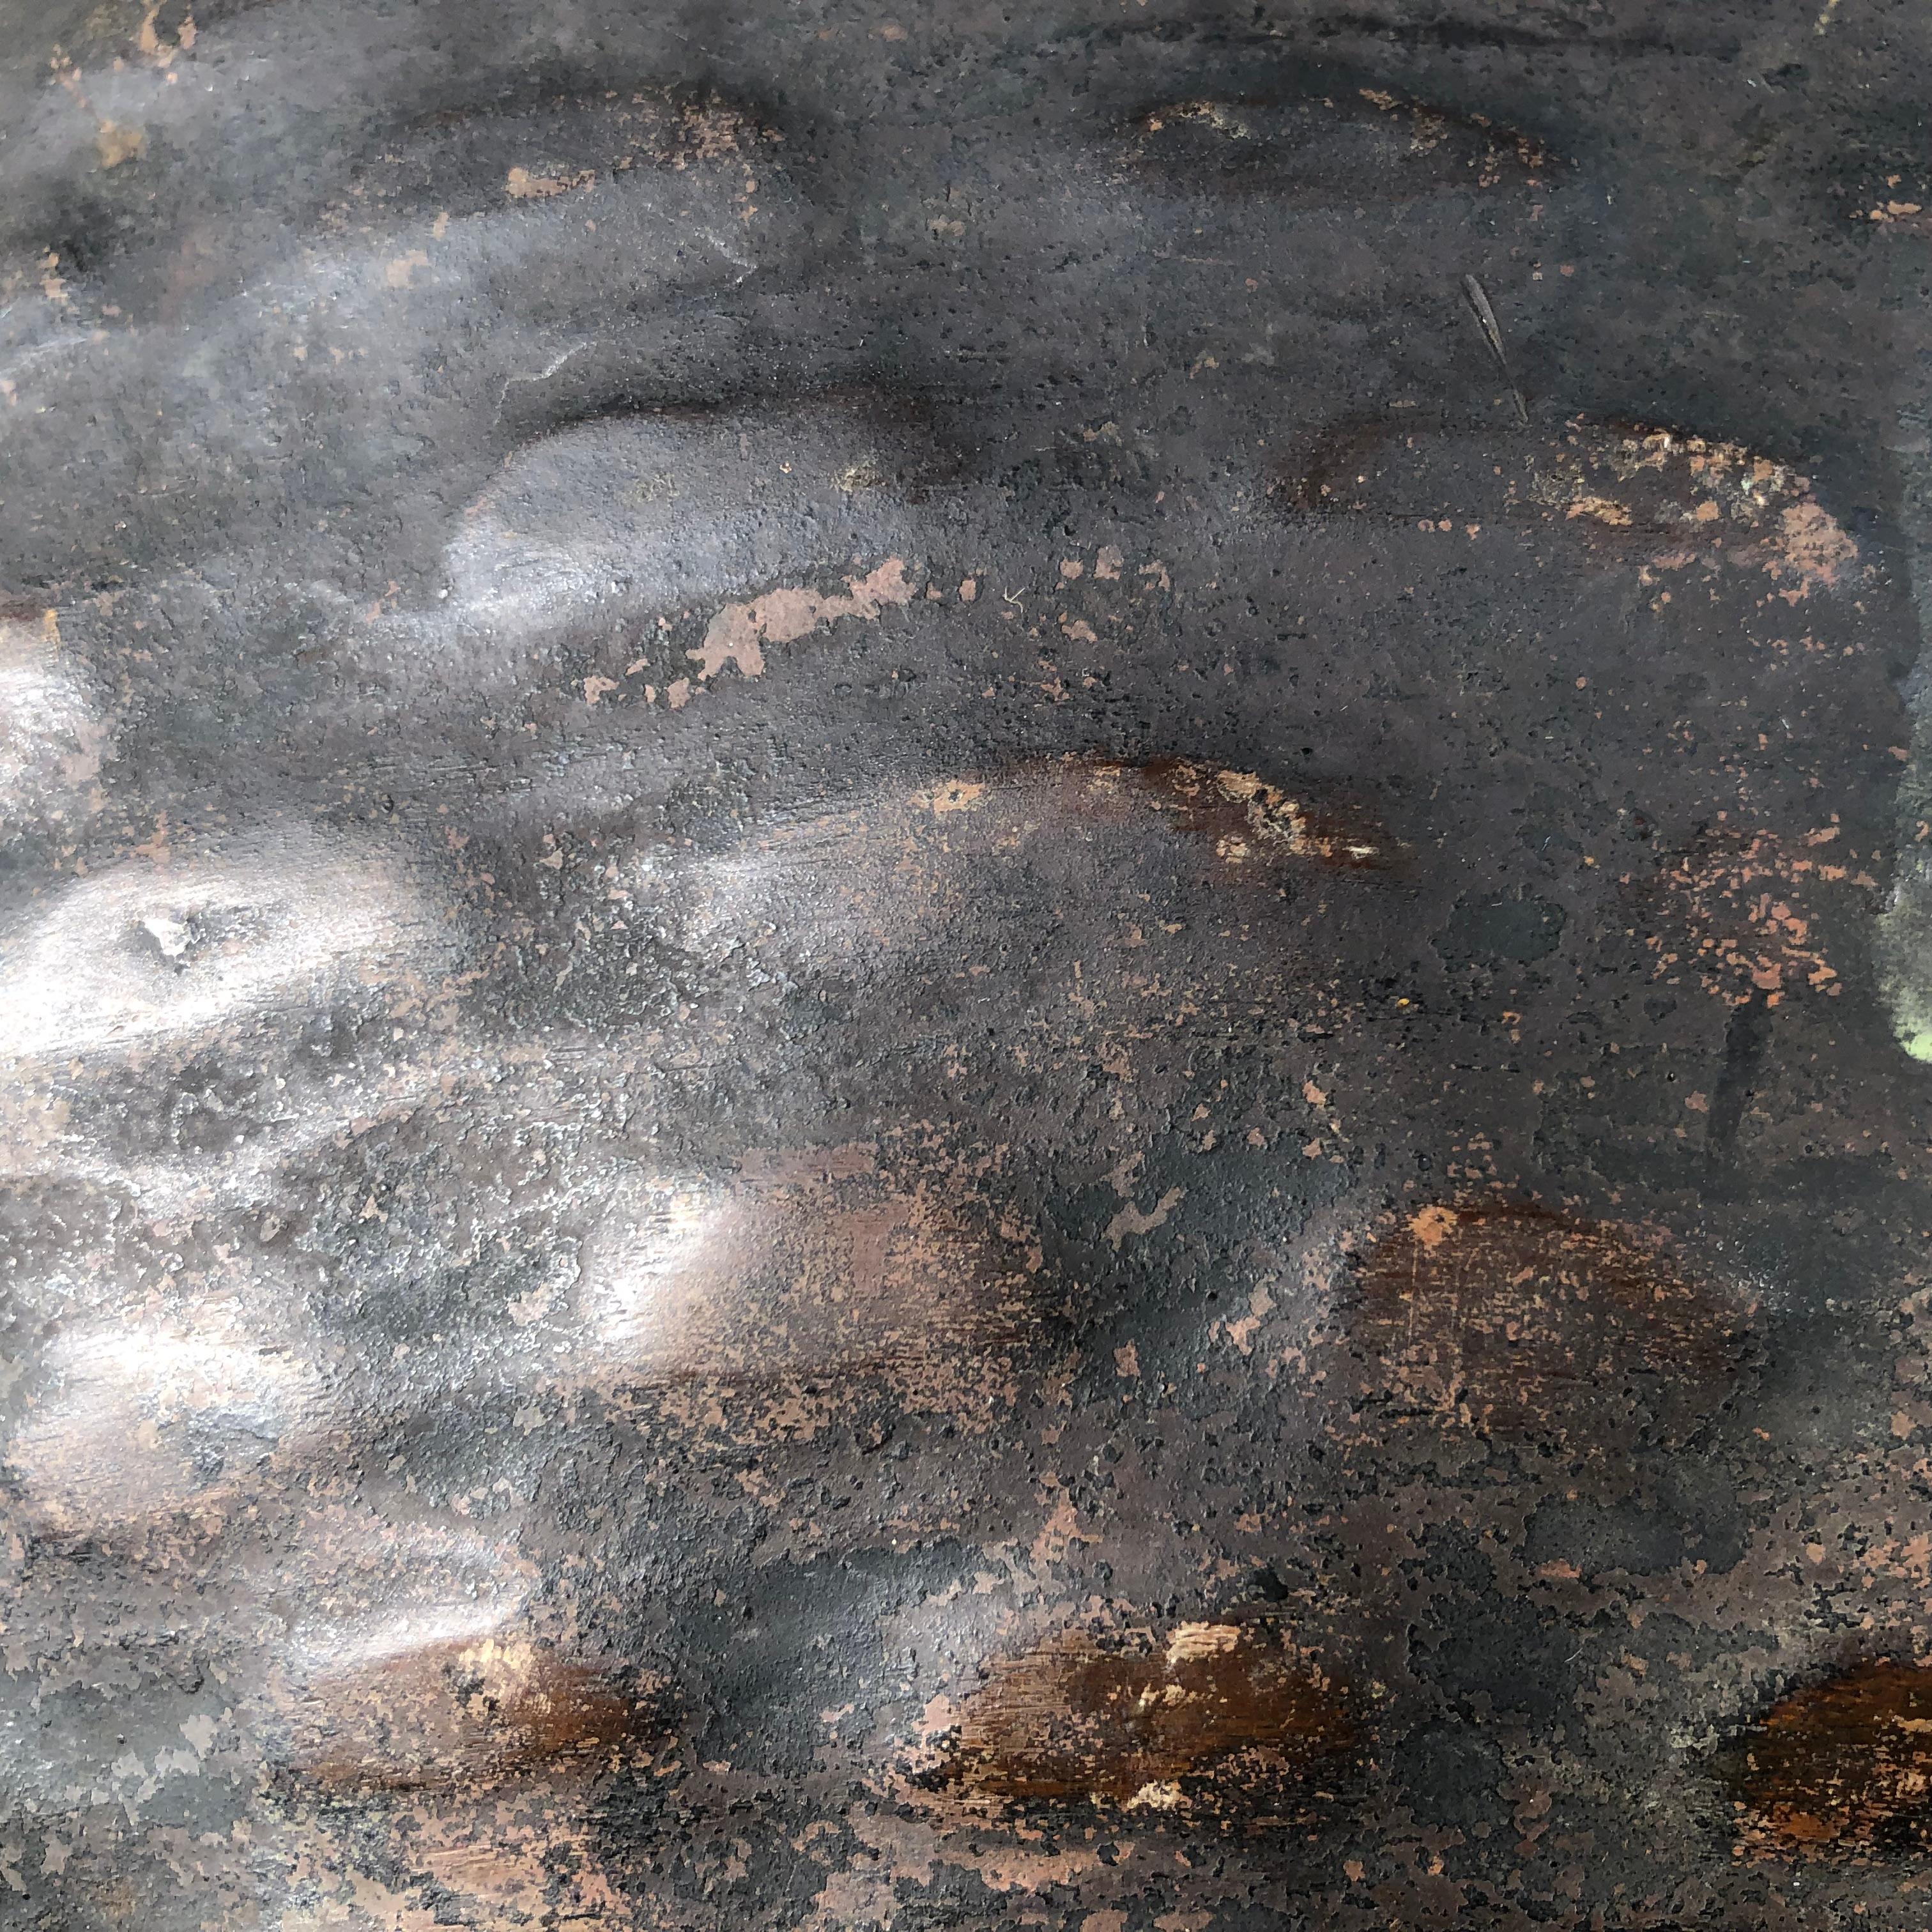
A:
1;1;1931;1928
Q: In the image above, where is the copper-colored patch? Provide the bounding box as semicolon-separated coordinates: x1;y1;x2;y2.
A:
1349;1204;1748;1445
1719;1660;1932;1855
928;1621;1358;1820
287;1640;663;1791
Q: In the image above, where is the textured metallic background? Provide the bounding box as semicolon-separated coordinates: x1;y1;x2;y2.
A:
1;0;1930;1926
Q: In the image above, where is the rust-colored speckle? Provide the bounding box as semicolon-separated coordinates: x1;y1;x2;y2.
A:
562;1160;1044;1429
1642;825;1868;1004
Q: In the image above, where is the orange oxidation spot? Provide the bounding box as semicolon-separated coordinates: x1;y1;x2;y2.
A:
923;1620;1360;1821
1719;1659;1932;1857
1349;1203;1749;1446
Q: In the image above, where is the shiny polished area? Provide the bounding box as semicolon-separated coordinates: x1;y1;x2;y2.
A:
1;1;1929;1927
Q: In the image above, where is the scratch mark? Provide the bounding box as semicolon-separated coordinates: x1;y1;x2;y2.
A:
1461;273;1529;425
496;339;590;421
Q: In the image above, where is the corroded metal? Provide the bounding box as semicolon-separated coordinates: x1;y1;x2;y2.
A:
1;1;1929;1928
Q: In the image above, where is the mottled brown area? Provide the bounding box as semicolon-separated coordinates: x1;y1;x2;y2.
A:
1531;424;1860;592
1125;88;1551;199
349;86;778;227
924;1621;1358;1821
285;1639;663;1792
567;1159;1043;1419
1069;758;1392;870
760;753;1390;897
681;752;1392;1000
1347;1204;1751;1445
1719;1660;1932;1857
1;0;1923;1926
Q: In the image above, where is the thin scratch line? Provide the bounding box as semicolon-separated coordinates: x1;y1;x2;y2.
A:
1460;274;1529;425
496;338;590;420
